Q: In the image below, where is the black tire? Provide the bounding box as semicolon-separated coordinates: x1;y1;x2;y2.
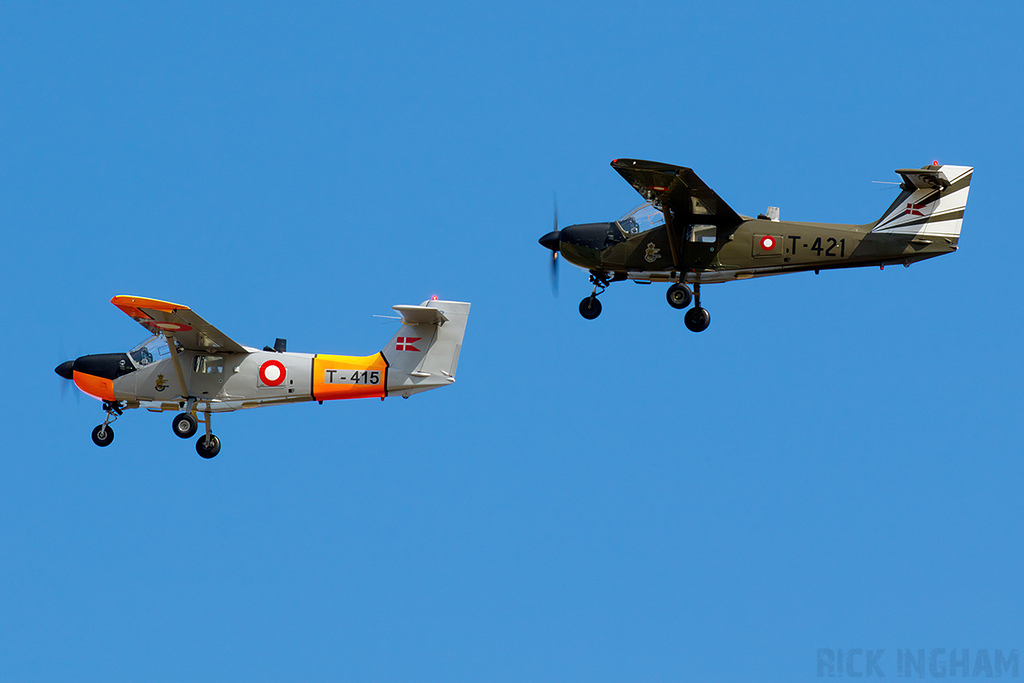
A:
666;283;693;309
172;413;198;439
684;306;712;332
196;434;221;459
579;296;602;320
91;424;114;447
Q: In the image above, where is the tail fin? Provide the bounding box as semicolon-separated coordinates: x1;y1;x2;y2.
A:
871;164;973;240
383;299;471;398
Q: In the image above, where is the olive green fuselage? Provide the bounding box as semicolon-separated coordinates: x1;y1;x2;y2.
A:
560;218;958;284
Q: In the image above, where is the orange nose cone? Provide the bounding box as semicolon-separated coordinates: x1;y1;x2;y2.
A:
72;371;115;401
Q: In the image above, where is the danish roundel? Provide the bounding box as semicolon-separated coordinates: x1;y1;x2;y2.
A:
760;235;776;251
259;359;286;387
150;321;193;332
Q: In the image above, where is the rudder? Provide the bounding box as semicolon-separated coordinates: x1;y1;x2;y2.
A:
383;299;470;398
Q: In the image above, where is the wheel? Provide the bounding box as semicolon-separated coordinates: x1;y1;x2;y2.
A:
196;434;221;459
684;306;711;332
172;413;198;439
91;424;114;447
666;283;693;309
579;296;602;320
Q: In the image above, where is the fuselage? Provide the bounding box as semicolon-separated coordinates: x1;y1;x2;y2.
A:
58;346;392;413
557;213;958;284
56;296;471;455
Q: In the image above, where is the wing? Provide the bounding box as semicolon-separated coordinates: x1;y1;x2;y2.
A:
111;295;248;354
610;159;742;226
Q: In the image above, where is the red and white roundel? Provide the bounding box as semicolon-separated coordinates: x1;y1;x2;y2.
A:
259;359;286;386
760;235;776;251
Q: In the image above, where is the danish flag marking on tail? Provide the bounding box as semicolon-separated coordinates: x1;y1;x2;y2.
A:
396;336;421;352
905;203;924;216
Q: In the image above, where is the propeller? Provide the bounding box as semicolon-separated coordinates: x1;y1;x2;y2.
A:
55;344;79;404
540;197;561;296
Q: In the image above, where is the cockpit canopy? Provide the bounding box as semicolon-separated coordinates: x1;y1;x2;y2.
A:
128;334;171;369
616;201;665;236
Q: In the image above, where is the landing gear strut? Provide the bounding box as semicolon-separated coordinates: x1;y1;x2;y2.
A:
683;283;711;333
195;411;221;459
579;271;613;320
91;401;123;447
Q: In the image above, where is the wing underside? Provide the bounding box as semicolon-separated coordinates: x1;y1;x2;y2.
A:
111;295;247;354
610;158;741;226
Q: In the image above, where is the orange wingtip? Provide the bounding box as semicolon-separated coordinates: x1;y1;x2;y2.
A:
111;295;191;317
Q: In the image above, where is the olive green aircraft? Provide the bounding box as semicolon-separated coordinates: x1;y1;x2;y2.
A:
539;159;973;331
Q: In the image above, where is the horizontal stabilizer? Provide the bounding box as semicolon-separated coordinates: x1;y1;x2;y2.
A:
895;167;950;191
392;305;449;326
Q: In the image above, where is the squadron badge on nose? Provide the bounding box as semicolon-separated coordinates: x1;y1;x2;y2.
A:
645;242;661;263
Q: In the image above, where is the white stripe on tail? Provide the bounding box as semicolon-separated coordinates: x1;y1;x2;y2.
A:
871;164;973;239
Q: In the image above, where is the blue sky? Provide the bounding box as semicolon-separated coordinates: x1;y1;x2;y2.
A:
2;2;1021;681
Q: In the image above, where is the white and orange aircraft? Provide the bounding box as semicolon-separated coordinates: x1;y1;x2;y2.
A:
55;295;471;458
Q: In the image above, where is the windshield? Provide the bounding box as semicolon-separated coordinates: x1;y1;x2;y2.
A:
128;334;170;368
616;201;665;235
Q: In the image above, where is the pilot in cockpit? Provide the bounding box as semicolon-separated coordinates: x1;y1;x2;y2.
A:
616;201;665;236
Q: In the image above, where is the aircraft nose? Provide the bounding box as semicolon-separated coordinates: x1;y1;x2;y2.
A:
55;360;75;380
559;222;617;249
538;230;561;252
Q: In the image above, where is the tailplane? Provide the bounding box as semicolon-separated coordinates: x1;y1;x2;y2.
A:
384;299;470;398
871;164;973;240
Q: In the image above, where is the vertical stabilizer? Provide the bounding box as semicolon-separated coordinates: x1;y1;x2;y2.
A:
384;299;470;398
871;164;973;239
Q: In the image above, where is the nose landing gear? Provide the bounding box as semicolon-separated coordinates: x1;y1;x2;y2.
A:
579;296;602;319
578;271;619;320
91;424;114;447
91;401;124;447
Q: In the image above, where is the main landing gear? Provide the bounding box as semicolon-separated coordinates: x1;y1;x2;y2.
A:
576;275;712;332
681;283;711;333
171;407;221;458
665;282;712;332
85;400;222;458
